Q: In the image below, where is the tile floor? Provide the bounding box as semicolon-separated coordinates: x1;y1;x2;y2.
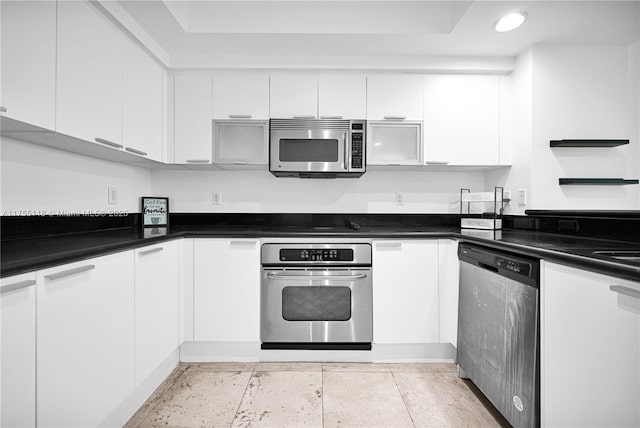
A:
125;362;510;428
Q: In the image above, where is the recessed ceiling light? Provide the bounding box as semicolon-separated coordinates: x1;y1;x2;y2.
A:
494;12;527;32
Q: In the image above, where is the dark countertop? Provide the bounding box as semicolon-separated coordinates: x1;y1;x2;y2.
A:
2;224;639;281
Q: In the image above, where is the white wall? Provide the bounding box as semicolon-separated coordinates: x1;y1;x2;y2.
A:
629;41;640;205
531;44;638;210
486;49;533;215
150;169;484;213
0;137;151;214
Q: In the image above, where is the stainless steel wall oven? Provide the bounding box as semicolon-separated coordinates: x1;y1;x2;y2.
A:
260;243;372;350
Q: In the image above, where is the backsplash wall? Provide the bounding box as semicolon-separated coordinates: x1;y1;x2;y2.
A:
150;169;486;213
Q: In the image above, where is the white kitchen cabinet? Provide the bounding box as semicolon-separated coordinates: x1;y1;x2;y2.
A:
438;239;459;348
134;241;180;386
542;261;640;428
318;74;367;119
424;75;500;165
372;240;439;343
366;74;424;120
366;121;423;165
0;0;56;130
174;73;214;164
1;272;37;428
212;72;270;119
270;74;318;119
193;239;261;342
123;38;164;162
37;252;135;428
56;0;124;148
213;120;269;166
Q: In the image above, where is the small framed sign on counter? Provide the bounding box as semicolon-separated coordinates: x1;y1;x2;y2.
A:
141;197;169;227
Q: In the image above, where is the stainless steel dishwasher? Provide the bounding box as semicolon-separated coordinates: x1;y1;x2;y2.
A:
457;243;540;428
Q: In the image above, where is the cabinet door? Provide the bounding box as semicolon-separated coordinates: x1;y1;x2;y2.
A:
213;120;268;165
56;0;123;147
174;73;213;164
366;75;424;120
367;121;423;165
212;72;269;119
318;74;367;119
543;262;640;427
123;38;164;161
134;242;180;386
438;239;459;348
372;240;439;343
194;239;260;342
0;0;56;129
270;74;318;119
1;273;37;428
37;252;135;428
424;75;500;165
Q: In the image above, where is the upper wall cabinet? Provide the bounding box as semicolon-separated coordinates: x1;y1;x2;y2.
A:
318;74;367;119
366;75;424;120
123;39;164;162
56;1;124;147
0;0;56;130
212;72;269;120
423;75;500;165
270;74;318;119
174;74;213;164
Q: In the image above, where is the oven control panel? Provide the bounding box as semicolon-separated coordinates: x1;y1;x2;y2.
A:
280;248;354;262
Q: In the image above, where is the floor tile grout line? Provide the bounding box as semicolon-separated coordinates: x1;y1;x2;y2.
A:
390;370;418;428
228;363;257;428
132;364;190;428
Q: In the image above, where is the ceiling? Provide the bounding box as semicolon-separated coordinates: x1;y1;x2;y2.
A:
115;0;640;70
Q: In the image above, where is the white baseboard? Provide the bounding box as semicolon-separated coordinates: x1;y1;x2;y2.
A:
99;349;179;428
179;342;456;363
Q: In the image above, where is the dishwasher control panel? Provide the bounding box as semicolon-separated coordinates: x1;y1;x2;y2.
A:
496;257;531;276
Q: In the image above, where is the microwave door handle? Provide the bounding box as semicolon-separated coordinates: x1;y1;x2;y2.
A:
344;132;348;170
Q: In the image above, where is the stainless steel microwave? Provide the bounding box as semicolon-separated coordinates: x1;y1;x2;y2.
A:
269;118;366;178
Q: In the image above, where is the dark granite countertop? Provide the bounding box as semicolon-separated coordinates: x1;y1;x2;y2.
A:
2;224;639;281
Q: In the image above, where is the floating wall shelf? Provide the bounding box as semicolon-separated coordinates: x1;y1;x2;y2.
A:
550;139;630;147
559;178;639;185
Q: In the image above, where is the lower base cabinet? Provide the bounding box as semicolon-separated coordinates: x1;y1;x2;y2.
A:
372;240;439;343
1;273;37;428
134;241;180;386
542;261;640;427
37;252;135;428
193;239;260;342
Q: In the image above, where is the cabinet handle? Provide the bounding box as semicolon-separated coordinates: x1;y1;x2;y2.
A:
139;247;164;256
0;106;7;113
387;163;402;166
233;161;248;165
45;265;95;281
1;279;36;295
229;114;252;119
95;138;123;149
609;285;640;299
383;116;406;120
186;159;211;163
426;160;450;165
230;240;258;246
125;147;147;156
321;115;343;119
293;115;316;119
375;241;402;248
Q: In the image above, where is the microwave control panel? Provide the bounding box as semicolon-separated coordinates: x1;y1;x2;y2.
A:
350;121;365;170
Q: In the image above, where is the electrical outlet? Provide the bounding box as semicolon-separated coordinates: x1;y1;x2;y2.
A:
108;187;118;205
395;192;404;205
212;192;222;205
517;189;527;206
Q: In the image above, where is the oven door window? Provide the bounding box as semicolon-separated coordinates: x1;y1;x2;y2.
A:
282;286;351;321
278;139;339;162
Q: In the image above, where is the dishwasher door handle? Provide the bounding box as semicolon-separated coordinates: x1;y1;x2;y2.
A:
477;262;499;273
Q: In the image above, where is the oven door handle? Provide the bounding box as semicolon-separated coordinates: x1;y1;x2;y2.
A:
266;272;367;280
